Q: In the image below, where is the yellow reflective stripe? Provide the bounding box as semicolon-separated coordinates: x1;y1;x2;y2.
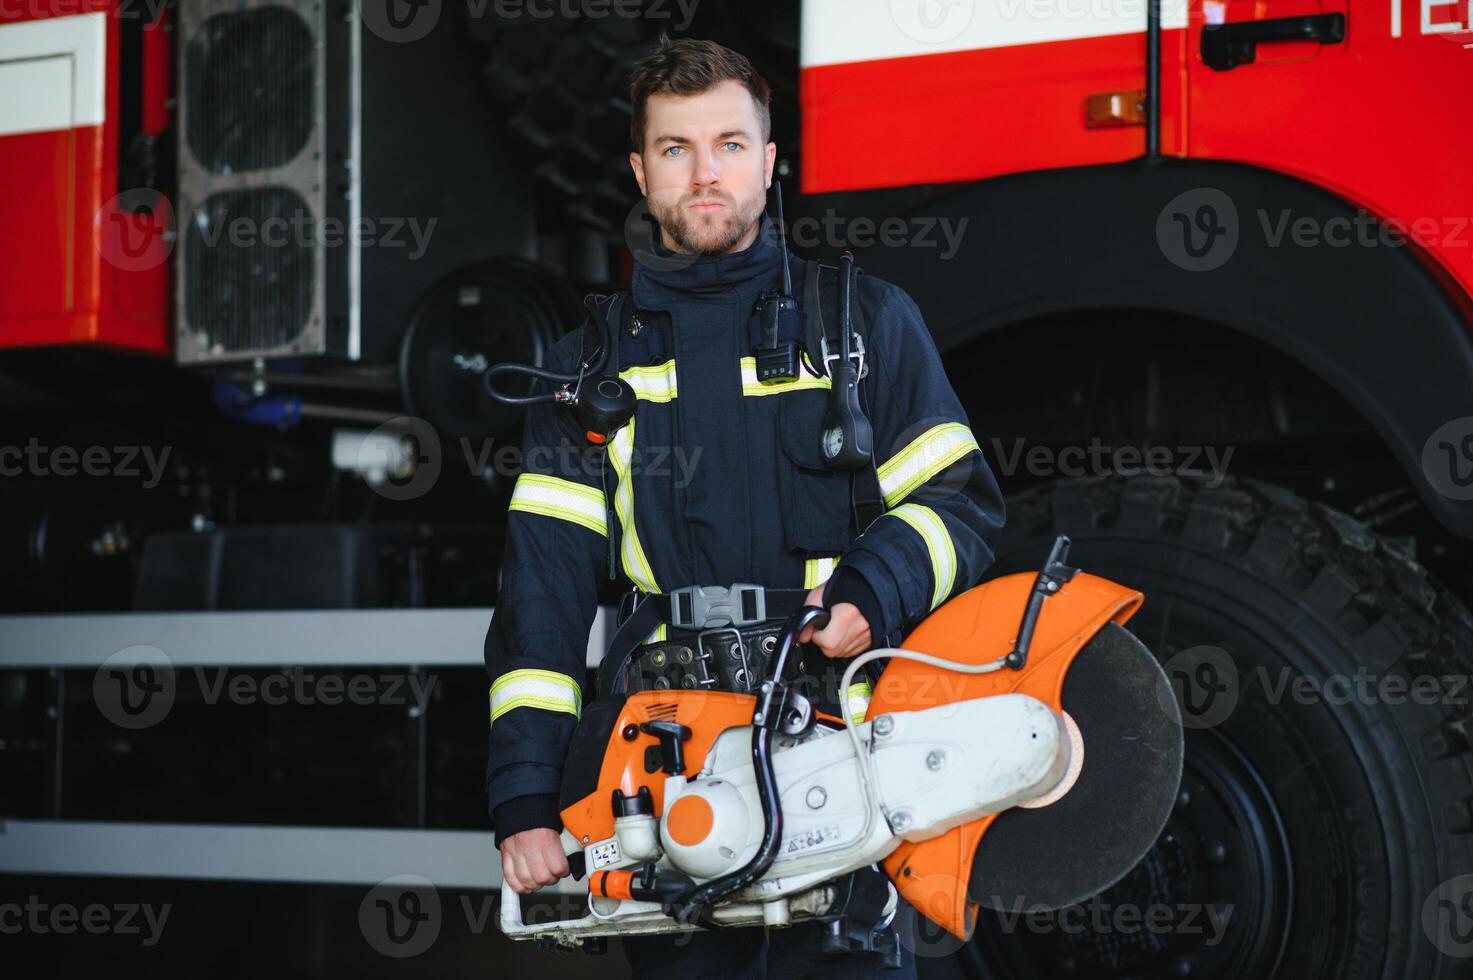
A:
643;623;668;644
739;356;832;396
876;422;980;507
489;669;582;723
619;360;678;403
508;473;607;536
803;555;838;590
607;419;659;593
846;680;873;724
885;503;957;610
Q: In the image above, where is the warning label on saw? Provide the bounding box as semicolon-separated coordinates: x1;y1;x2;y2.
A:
589;839;621;870
782;825;840;855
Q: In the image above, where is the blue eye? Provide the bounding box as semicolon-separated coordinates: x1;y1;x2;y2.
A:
724;142;742;152
664;146;685;158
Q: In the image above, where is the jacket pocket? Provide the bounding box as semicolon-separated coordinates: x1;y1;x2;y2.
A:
776;390;854;554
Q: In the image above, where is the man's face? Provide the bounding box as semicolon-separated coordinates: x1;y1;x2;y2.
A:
630;79;777;256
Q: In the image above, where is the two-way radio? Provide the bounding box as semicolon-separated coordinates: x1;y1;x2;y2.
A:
751;182;815;385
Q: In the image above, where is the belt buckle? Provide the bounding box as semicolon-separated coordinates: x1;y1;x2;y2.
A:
669;583;767;630
819;332;867;380
697;626;751;691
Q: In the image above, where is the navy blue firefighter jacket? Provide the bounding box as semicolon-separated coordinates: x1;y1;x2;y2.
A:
484;213;1005;843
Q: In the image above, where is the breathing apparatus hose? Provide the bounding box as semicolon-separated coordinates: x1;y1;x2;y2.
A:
481;294;609;406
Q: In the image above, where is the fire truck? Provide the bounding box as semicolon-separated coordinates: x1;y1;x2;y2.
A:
0;1;1470;976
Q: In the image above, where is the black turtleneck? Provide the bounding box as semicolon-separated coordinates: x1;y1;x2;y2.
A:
632;212;786;311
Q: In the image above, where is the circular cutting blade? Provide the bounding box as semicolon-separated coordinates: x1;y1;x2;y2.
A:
970;622;1183;912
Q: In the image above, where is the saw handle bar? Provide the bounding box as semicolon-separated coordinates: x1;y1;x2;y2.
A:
1004;533;1079;670
668;604;829;923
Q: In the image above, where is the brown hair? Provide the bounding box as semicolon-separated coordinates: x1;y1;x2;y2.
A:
628;35;772;154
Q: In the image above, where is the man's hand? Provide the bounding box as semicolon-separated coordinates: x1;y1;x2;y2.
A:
500;827;570;894
798;584;872;659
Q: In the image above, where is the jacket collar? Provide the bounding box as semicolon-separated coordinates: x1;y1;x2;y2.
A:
632;212;784;309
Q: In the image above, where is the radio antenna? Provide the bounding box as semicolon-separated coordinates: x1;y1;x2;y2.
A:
775;179;793;297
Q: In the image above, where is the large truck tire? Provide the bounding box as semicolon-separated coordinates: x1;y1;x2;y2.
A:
942;476;1473;979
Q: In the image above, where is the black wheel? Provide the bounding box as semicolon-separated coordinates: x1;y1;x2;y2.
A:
933;476;1473;980
398;258;581;441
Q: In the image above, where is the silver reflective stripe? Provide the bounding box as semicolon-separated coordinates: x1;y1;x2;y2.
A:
884;503;957;610
508;474;607;536
607;419;659;593
739;356;831;396
489;668;582;724
620;361;678;403
804;555;838;589
877;422;980;506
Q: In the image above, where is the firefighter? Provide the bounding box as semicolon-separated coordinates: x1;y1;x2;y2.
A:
485;36;1005;977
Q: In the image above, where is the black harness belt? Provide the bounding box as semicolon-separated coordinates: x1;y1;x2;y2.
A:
598;584;812;696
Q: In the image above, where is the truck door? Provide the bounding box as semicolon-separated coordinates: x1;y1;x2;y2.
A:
799;0;1190;193
1185;0;1473;302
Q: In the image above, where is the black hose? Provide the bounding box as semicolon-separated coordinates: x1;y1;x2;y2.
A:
671;605;829;922
481;294;610;405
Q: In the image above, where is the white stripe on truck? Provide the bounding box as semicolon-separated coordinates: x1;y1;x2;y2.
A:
801;0;1189;68
0;11;107;137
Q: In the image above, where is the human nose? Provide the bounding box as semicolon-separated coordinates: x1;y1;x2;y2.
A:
691;145;720;187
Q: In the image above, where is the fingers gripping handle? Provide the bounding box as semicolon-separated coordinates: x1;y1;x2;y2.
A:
499;878;526;934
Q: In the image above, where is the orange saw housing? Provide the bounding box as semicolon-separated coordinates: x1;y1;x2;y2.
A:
559;570;1143;941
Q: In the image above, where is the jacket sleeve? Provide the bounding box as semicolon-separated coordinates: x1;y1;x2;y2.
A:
484;324;608;839
823;283;1006;645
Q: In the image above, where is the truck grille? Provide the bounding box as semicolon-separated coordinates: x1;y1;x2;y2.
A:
183;188;315;358
185;6;315;174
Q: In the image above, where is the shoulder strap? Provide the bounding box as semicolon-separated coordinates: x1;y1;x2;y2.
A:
802;259;827;375
802;259;886;531
604;291;627;377
803;261;873;381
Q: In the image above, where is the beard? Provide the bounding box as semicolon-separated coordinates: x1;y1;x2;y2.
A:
648;188;766;256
